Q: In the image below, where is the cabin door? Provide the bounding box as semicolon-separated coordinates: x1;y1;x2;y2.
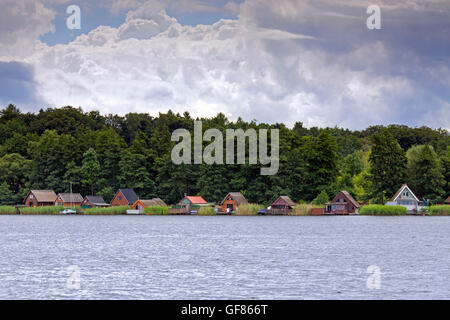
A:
227;204;234;212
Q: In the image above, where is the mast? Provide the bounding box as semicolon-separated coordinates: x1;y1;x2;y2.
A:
70;181;73;208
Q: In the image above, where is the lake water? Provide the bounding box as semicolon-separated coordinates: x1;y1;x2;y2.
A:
0;215;449;300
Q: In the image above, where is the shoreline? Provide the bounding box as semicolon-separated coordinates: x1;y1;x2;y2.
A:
1;212;448;216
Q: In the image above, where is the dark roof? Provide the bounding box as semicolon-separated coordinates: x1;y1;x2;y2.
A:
274;196;296;207
119;189;138;205
84;195;107;204
57;193;84;203
220;192;249;206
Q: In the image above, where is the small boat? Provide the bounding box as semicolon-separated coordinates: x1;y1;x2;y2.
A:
60;208;77;215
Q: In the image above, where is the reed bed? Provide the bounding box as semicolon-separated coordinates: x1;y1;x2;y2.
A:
429;205;450;216
234;204;263;216
0;206;17;214
197;206;216;216
81;206;129;215
359;205;407;216
144;206;169;215
290;204;321;216
19;206;65;215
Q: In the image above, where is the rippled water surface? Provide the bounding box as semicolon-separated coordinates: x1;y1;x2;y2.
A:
0;215;449;299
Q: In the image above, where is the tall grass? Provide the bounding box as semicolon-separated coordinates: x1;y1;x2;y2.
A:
360;205;407;216
19;206;65;215
81;206;128;215
291;204;321;216
197;206;216;216
0;206;17;214
429;205;450;216
144;206;169;215
234;204;263;216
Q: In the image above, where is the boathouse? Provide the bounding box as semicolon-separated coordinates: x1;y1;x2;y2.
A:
444;196;450;205
178;196;209;213
325;191;360;215
81;195;109;208
386;184;420;213
132;198;167;210
55;193;84;207
110;189;138;206
24;190;57;207
220;192;248;213
269;196;296;214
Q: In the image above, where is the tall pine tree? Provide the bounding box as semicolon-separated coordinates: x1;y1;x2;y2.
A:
369;130;407;203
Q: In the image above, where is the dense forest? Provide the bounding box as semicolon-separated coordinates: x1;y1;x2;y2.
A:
0;105;448;205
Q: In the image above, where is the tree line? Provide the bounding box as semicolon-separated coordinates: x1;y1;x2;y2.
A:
0;105;448;205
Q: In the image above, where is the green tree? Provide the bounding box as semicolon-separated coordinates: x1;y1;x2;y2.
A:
28;130;80;192
0;181;15;205
369;130;407;203
342;152;364;177
0;153;32;195
118;150;155;198
81;148;100;196
99;186;115;203
441;146;450;195
301;131;338;200
94;128;127;189
408;145;445;202
312;190;329;205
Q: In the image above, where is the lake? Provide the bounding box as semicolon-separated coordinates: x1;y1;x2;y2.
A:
0;215;449;299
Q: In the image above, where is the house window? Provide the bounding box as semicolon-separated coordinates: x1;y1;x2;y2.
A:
118;196;122;201
30;195;34;199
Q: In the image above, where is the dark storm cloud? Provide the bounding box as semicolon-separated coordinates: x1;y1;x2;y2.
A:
0;61;41;106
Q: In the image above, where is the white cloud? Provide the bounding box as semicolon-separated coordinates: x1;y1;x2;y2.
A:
5;0;450;130
0;0;55;59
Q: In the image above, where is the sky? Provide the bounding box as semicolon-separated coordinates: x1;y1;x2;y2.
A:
0;0;449;130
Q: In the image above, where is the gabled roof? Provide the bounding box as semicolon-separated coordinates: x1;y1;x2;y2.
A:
444;196;450;204
133;198;166;208
137;199;159;207
339;191;360;208
57;193;84;203
273;196;296;207
152;198;167;206
27;190;57;202
183;196;208;204
391;184;419;202
84;195;107;204
118;189;138;205
220;192;249;206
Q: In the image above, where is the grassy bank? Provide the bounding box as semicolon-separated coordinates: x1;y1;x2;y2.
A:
81;206;129;215
144;206;169;215
234;204;263;216
19;206;65;215
0;206;17;214
360;205;407;216
428;205;450;216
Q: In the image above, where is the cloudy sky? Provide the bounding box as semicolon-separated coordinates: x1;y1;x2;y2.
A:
0;0;449;129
